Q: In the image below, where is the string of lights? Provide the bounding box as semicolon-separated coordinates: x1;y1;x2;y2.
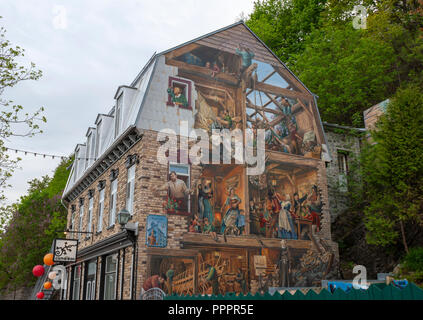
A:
4;147;96;161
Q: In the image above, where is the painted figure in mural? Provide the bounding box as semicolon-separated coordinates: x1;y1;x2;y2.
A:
203;217;218;241
189;214;201;233
236;209;246;235
278;194;298;240
236;44;255;74
277;240;291;287
307;185;322;232
198;179;214;224
142;274;166;293
148;230;157;246
166;264;175;294
211;61;221;78
292;192;309;218
215;109;234;130
167;86;188;107
221;188;242;238
266;189;282;238
157;171;193;213
259;202;269;236
203;264;219;296
287;121;303;155
236;268;247;294
183;52;203;66
249;199;260;234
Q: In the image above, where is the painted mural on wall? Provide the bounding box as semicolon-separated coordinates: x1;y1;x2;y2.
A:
161;30;325;234
146;215;168;248
164;38;323;158
147;241;335;296
143;25;334;296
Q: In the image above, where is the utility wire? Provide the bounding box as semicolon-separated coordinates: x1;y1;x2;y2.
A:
4;147;96;161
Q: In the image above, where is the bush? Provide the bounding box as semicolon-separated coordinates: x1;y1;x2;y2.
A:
403;247;423;272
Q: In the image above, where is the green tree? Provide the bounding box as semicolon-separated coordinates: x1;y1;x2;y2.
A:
0;17;45;203
293;23;396;126
362;85;423;253
246;0;423;126
0;159;71;292
246;0;328;65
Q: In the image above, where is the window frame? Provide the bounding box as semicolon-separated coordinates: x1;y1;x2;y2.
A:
126;165;136;216
109;178;118;227
168;162;191;214
103;254;118;300
97;188;105;233
87;196;94;235
166;76;192;110
78;203;84;241
95;120;102;159
115;93;123;139
72;264;81;301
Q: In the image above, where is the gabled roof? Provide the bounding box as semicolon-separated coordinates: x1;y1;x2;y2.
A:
156;21;315;96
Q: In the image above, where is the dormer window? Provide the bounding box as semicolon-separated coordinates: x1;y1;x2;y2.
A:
115;94;123;139
85;132;92;170
96;120;102;159
73;148;80;183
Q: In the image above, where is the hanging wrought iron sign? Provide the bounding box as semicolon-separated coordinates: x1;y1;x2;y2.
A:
53;239;78;262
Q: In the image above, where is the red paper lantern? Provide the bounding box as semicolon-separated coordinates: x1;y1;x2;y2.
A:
36;292;45;299
43;253;54;266
43;281;52;290
32;265;45;277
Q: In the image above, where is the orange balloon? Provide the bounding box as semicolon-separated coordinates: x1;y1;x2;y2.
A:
44;281;52;290
43;253;54;266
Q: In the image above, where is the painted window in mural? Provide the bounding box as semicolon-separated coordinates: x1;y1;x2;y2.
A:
146;215;168;248
245;59;321;157
167;77;191;109
164;163;192;215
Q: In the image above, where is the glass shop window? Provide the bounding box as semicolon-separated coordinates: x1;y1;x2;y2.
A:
72;265;81;301
104;254;118;300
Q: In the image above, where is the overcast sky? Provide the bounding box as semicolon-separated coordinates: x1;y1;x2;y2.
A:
1;0;254;205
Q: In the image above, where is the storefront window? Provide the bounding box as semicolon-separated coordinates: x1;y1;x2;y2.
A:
104;254;118;300
72;265;81;300
85;260;97;300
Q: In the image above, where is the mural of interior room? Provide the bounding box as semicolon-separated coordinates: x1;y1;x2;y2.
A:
248;163;322;240
150;245;334;296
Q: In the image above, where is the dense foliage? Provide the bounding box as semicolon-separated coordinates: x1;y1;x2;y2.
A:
362;85;423;252
248;1;423;275
0;159;71;292
399;247;423;287
247;0;423;126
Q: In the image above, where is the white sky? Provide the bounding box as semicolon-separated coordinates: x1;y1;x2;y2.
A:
1;0;254;205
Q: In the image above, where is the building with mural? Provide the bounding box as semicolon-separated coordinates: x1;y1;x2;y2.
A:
60;22;340;300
